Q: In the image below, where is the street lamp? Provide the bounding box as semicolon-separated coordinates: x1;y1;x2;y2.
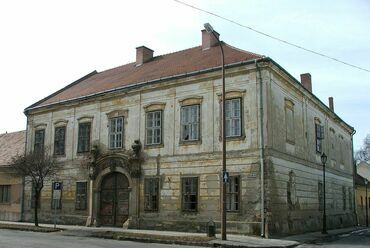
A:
204;23;227;241
321;152;328;234
365;178;368;227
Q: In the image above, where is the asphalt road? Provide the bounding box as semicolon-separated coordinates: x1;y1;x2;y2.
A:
298;228;370;248
0;229;203;248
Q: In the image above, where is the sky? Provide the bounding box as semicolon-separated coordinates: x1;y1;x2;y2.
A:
0;0;369;150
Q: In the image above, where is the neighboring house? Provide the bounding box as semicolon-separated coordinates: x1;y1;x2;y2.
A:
355;161;370;226
23;29;355;235
355;173;369;226
357;161;370;180
0;131;26;221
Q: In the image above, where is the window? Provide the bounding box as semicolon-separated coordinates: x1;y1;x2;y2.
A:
225;98;241;137
315;123;324;153
181;105;200;141
54;126;66;155
285;100;295;143
146;111;162;145
181;177;198;212
287;171;297;210
144;178;159;211
34;129;45;151
75;182;87;210
342;186;346;210
348;188;352;210
0;185;10;203
51;182;62;210
77;122;91;153
361;196;363;209
226;176;239;211
318;182;323;211
109;117;124;149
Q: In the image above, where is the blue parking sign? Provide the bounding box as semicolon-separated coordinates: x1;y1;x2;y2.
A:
53;182;61;190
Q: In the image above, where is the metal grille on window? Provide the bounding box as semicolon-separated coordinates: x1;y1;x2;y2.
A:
51;182;62;210
78;123;91;153
34;129;45;151
225;98;241;137
109;117;124;149
144;178;159;211
181;105;199;141
146;111;162;145
182;177;198;211
0;185;10;203
54;126;66;155
226;176;239;211
75;182;87;210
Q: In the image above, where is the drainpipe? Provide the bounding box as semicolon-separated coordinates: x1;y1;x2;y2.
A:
21;116;29;222
255;60;265;237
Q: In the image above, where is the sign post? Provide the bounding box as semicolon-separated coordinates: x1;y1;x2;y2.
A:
53;182;61;229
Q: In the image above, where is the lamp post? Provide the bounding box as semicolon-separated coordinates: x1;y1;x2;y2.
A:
321;152;328;234
365;178;368;227
204;23;227;241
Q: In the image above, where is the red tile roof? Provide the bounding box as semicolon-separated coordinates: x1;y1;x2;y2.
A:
30;43;262;109
0;131;26;166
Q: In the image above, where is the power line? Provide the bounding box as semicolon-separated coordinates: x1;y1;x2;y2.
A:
173;0;370;73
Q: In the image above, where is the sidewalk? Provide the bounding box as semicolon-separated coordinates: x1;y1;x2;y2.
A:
1;220;365;247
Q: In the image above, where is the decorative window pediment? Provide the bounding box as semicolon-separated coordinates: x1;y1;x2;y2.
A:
34;123;47;130
78;116;94;123
179;96;203;106
106;109;128;119
217;89;246;102
144;102;166;112
54;120;68;127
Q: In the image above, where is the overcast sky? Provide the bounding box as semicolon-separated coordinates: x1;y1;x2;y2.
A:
0;0;369;150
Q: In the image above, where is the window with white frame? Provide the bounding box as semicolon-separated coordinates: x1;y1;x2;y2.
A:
109;117;124;149
146;111;162;145
226;176;240;211
181;105;200;141
225;98;241;137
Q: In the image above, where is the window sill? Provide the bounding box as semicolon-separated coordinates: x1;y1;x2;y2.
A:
179;140;202;146
0;202;11;205
220;135;246;142
76;152;90;157
53;154;66;158
286;139;295;145
144;144;164;149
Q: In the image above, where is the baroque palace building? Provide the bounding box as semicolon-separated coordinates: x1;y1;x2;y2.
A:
22;29;355;235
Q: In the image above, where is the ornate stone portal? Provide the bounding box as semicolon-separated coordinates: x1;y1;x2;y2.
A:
85;140;143;228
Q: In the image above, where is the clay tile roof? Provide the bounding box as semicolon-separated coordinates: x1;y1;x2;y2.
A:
0;131;26;166
30;43;263;109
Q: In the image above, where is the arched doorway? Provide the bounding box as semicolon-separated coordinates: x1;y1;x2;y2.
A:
99;172;129;226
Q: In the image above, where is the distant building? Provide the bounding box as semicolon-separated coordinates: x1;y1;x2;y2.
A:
23;29;355;235
0;131;26;221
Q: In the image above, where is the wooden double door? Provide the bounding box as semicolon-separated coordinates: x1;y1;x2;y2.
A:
99;172;129;226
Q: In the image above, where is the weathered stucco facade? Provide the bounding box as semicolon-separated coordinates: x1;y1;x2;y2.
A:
23;30;355;236
0;131;25;221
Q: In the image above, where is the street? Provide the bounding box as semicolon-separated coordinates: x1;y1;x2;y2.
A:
0;229;203;248
298;228;370;248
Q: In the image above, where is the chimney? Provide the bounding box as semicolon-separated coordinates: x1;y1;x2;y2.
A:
328;97;334;112
300;73;312;92
202;29;220;50
136;46;153;66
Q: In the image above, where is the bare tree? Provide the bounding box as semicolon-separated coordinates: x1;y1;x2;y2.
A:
11;148;60;226
355;134;370;163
